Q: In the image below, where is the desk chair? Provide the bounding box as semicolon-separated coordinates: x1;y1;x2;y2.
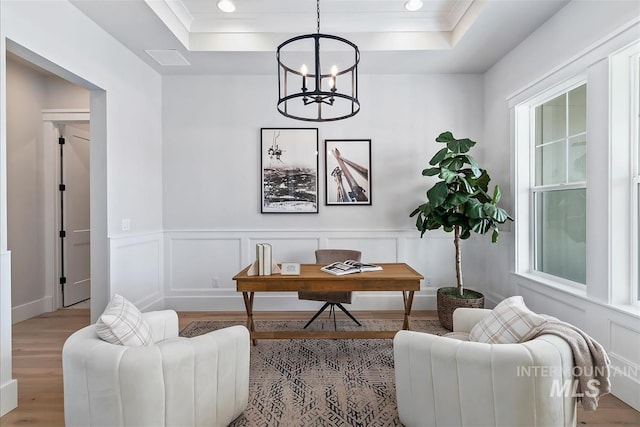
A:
299;249;363;330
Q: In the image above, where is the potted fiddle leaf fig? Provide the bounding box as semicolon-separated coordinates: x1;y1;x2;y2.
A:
410;131;513;330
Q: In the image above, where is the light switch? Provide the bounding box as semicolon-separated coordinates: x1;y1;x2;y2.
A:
121;218;130;231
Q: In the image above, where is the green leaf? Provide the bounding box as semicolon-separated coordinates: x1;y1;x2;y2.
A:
459;177;473;193
444;192;469;209
467;169;490;192
460;155;481;177
447;138;476;154
441;157;464;172
492;207;510;223
435;131;455;143
429;147;449;166
439;168;458;184
422;167;440;176
470;218;491;234
492;185;501;203
460;228;472;239
492;229;499;243
483;203;497;218
426;182;449;207
464;199;484;219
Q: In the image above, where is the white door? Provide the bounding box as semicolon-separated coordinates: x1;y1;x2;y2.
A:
61;125;90;306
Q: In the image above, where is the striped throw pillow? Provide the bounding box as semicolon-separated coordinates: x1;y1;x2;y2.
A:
469;296;546;344
95;294;152;346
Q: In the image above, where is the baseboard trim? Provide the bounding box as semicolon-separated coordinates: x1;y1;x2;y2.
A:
12;296;52;324
0;379;18;417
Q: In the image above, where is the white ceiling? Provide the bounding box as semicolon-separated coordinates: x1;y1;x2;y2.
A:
70;0;570;75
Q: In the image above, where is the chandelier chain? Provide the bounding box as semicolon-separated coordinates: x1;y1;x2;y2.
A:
316;0;320;34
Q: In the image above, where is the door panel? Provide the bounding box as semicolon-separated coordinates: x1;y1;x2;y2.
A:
63;126;90;306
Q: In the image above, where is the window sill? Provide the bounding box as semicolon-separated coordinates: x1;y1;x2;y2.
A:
512;271;587;297
512;272;640;320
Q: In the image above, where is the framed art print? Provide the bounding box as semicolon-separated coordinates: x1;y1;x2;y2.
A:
325;139;371;205
261;128;319;213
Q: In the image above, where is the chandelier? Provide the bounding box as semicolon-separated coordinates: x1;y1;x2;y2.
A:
276;0;360;122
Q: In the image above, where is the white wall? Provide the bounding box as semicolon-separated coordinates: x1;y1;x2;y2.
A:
161;74;485;310
0;0;164;415
482;0;640;410
6;57;90;322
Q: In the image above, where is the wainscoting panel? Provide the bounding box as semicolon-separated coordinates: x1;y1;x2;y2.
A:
325;237;397;262
169;237;241;290
163;229;451;311
109;232;163;310
610;321;640;377
248;237;319;264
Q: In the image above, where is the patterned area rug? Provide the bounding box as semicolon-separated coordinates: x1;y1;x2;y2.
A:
180;319;448;427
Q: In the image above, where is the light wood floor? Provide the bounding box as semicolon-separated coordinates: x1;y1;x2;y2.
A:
1;309;638;426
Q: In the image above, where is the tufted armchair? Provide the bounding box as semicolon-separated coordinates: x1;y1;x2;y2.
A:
394;308;577;427
63;309;250;427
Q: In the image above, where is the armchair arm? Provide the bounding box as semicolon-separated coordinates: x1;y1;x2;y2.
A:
142;309;179;343
452;307;491;333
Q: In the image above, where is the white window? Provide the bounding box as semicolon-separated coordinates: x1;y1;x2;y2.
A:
531;84;587;285
514;38;640;307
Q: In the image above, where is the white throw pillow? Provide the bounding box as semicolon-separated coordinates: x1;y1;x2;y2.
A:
95;294;153;346
469;296;546;344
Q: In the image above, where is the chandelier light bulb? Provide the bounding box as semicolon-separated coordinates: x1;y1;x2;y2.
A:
217;0;235;13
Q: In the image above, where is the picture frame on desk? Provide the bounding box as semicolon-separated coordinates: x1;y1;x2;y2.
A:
261;128;319;213
325;139;371;205
280;263;301;275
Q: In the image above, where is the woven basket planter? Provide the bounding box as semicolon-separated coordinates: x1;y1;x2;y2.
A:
436;287;484;330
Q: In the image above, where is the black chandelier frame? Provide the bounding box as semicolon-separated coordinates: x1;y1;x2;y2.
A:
276;2;360;122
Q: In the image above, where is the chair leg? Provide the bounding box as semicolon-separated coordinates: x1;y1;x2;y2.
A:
331;304;337;331
303;302;332;329
335;303;362;327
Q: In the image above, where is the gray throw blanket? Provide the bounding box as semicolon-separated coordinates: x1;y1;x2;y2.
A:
527;318;610;411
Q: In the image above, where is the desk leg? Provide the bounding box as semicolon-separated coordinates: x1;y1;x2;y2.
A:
242;291;256;346
402;291;415;330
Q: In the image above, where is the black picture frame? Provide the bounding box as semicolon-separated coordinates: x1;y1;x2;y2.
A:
324;139;372;205
261;128;319;213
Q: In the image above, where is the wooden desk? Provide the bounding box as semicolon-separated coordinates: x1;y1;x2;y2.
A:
233;263;423;344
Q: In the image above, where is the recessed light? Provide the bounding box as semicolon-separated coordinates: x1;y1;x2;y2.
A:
404;0;423;12
217;0;236;13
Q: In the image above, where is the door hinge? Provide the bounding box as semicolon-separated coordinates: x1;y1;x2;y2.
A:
59;230;66;238
59;276;67;285
58;137;65;145
59;184;66;191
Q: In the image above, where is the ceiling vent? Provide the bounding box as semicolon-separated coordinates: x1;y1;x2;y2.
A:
145;49;190;66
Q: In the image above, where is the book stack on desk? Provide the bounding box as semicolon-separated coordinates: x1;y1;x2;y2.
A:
247;243;281;276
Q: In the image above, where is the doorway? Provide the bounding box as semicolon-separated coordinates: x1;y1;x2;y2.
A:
59;124;90;307
42;111;91;311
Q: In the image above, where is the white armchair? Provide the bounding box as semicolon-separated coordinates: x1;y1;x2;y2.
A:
394;308;577;427
63;310;250;427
